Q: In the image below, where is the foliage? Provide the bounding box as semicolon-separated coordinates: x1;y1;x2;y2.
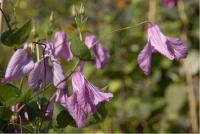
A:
0;0;199;133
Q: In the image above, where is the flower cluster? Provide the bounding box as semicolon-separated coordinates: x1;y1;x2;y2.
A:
2;30;113;128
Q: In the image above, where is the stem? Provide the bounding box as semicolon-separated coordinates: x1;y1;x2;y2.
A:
0;7;12;31
92;21;151;46
184;66;198;133
0;0;4;34
36;44;40;62
148;0;156;23
177;0;198;132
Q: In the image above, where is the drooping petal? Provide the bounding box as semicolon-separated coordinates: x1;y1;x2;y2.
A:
51;57;67;90
66;72;113;127
3;49;34;83
148;24;174;60
55;89;69;106
137;42;153;75
54;31;73;61
66;91;92;128
84;35;97;49
166;37;188;60
28;58;53;90
92;43;110;69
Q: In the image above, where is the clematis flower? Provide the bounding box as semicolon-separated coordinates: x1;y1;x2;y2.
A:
85;35;110;69
53;30;73;61
137;24;188;75
164;0;177;8
3;43;34;83
28;57;53;90
66;71;113;127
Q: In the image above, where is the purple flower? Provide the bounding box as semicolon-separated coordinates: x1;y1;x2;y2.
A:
53;30;73;61
85;35;110;69
137;24;188;75
164;0;177;8
66;71;113;127
28;58;53;90
3;43;34;83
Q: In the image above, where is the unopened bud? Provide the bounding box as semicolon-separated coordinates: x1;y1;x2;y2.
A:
49;11;54;23
71;5;77;16
79;4;85;15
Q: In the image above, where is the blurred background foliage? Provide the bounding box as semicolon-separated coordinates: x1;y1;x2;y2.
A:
0;0;199;133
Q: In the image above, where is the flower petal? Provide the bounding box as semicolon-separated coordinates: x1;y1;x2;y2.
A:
54;31;73;61
67;72;113;127
84;35;97;49
148;25;174;60
51;57;67;90
3;49;34;83
55;89;69;106
137;42;153;75
166;37;188;60
28;58;53;90
92;43;110;69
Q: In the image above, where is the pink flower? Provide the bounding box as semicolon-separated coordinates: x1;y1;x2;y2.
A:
66;71;113;127
53;30;73;61
137;24;188;75
85;35;110;69
3;43;34;83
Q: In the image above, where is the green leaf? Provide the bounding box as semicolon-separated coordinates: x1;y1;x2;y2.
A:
0;83;20;105
53;102;73;128
1;20;32;46
0;106;12;121
71;35;92;61
26;101;40;121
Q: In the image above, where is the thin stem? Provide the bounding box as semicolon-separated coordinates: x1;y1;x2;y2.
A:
0;7;12;30
36;44;40;62
19;77;24;92
109;21;151;33
92;21;151;46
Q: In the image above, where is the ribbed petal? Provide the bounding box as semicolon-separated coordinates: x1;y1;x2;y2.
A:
92;43;110;69
51;57;67;90
84;35;97;49
166;37;188;60
66;72;113;127
55;89;69;106
137;42;153;75
148;25;174;60
3;49;34;83
28;58;53;90
54;31;73;61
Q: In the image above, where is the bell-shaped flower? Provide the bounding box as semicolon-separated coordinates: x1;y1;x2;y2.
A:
85;35;110;69
53;30;73;61
66;71;113;128
3;43;34;83
137;24;188;75
28;58;53;90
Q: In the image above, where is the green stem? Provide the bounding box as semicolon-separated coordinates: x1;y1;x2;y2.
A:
0;7;12;31
36;44;40;62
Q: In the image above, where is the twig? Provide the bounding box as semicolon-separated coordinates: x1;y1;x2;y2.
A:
177;0;198;132
148;0;156;23
0;6;12;30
